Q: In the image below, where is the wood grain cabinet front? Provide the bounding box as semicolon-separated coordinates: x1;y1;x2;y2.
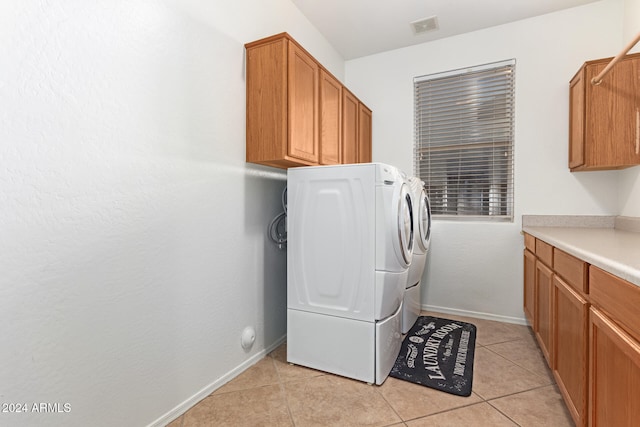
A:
358;103;372;163
340;88;372;164
553;274;588;427
551;246;590;426
245;34;318;168
588;266;640;426
589;307;640;426
535;260;553;365
319;69;342;165
245;33;372;169
523;248;536;325
341;88;359;164
569;52;640;171
523;234;640;427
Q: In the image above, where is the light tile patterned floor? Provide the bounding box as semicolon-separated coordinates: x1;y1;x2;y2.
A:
167;312;574;427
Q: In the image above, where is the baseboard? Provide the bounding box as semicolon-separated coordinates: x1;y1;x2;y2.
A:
147;334;287;427
422;304;528;326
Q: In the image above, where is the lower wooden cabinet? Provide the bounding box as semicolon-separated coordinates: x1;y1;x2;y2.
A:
523;233;640;427
589;307;640;426
553;275;588;427
535;260;553;364
523;249;536;325
589;266;640;426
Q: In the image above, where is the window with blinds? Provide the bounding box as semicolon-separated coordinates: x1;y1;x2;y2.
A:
414;60;515;221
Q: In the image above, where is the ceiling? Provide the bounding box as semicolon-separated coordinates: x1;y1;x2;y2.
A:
290;0;602;60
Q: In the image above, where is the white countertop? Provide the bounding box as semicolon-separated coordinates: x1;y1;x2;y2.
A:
522;225;640;287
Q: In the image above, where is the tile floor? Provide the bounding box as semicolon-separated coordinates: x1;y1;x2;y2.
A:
167;312;574;427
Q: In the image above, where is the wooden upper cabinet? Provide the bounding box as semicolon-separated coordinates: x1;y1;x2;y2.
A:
342;88;359;164
245;33;319;168
245;32;372;169
569;52;640;171
288;44;319;164
342;89;373;164
319;70;342;165
569;70;585;169
358;103;372;163
245;36;291;168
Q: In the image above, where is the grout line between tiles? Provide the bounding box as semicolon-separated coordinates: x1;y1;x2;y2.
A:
480;343;555;386
483;382;560;403
272;356;298;427
375;381;406;424
398;400;487;424
484;399;523;427
482;383;568;427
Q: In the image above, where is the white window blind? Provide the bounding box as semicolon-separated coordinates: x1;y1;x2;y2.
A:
414;60;515;221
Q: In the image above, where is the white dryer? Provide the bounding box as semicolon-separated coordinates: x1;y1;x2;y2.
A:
287;163;413;385
402;176;432;333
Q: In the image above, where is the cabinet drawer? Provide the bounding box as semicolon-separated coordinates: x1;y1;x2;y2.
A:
554;249;588;294
590;266;640;343
524;233;535;252
535;239;553;267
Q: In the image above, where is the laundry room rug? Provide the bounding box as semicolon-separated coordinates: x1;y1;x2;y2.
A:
390;316;477;397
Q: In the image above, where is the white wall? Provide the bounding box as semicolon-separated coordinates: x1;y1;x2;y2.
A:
619;0;640;216
624;0;640;43
345;0;625;322
0;1;343;426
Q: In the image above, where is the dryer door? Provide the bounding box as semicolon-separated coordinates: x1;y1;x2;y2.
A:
397;183;414;265
417;187;432;252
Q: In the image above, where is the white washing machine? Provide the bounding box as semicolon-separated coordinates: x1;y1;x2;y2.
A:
402;176;432;333
287;163;413;385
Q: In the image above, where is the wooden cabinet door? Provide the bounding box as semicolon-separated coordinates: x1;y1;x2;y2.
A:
585;57;640;168
358;103;372;163
589;307;640;426
342;88;358;164
523;249;536;325
319;70;342;165
571;54;640;170
535;260;553;365
287;43;319;163
553;275;588;427
245;37;289;167
569;70;585;169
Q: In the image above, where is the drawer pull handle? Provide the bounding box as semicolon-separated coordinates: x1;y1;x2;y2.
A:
636;108;639;155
